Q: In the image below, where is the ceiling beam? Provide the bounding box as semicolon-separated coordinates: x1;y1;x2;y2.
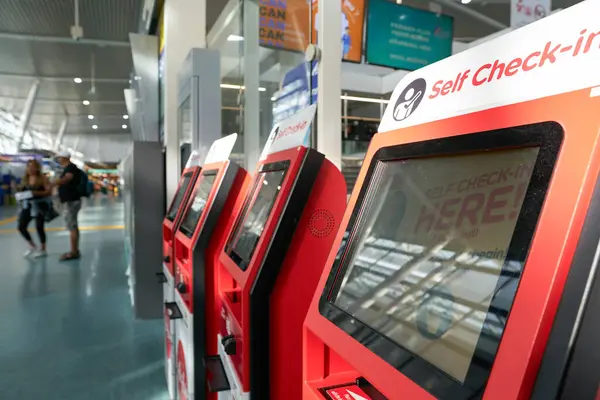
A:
0;73;129;83
0;95;125;104
0;32;130;47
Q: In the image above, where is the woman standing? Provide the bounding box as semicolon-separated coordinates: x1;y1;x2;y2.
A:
17;159;52;258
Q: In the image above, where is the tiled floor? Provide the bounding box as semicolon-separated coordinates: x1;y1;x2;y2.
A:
0;195;169;400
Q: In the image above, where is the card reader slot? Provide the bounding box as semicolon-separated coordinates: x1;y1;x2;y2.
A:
204;356;231;392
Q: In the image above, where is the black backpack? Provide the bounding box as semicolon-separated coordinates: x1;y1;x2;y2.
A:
77;169;93;198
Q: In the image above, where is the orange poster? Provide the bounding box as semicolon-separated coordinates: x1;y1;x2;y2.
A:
259;0;310;52
311;0;365;62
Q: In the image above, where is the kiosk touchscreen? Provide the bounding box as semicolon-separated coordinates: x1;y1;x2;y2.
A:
303;2;600;399
161;153;201;399
208;105;347;400
166;135;250;400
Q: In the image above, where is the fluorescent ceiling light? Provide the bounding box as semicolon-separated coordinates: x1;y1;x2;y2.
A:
220;84;267;91
341;95;389;104
73;77;82;83
92;124;98;130
461;0;472;3
123;115;129;120
227;34;244;42
82;100;90;106
270;97;276;101
87;115;94;120
122;124;128;129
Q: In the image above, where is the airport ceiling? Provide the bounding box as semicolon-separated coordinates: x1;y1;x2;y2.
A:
0;0;142;140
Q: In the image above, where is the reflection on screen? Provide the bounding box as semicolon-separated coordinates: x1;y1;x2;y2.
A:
166;175;192;221
228;170;287;270
332;147;539;383
179;174;217;237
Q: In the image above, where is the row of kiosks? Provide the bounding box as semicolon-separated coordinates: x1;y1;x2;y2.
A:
161;152;202;398
303;1;600;399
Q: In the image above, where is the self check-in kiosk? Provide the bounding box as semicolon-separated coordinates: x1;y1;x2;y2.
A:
168;134;250;400
208;105;347;400
303;2;600;399
161;153;202;399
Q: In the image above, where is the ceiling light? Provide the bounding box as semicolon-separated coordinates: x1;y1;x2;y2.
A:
87;115;94;120
258;87;267;92
92;124;98;130
227;34;244;42
341;95;389;104
461;0;472;3
123;115;129;120
74;77;82;83
270;97;276;101
122;124;128;129
82;100;90;106
220;83;244;90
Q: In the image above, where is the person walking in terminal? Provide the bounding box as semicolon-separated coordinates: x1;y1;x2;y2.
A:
53;151;82;261
17;159;52;258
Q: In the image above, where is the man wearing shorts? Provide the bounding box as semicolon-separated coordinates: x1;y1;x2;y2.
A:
55;151;82;261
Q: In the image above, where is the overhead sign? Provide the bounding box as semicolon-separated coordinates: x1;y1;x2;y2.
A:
366;0;453;71
204;133;238;165
311;0;366;62
379;0;600;133
272;61;318;125
511;0;551;28
261;104;316;159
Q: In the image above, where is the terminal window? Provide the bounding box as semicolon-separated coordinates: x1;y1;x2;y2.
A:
331;147;539;383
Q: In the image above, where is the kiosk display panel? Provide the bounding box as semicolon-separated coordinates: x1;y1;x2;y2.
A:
226;161;289;270
179;172;217;238
166;172;193;222
319;123;562;397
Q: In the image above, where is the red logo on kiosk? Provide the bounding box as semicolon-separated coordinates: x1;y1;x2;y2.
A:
325;385;372;400
177;342;189;400
392;78;427;121
165;309;172;359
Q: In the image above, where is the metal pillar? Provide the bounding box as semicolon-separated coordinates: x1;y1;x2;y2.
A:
316;0;342;169
243;0;261;172
17;80;40;148
54;118;68;151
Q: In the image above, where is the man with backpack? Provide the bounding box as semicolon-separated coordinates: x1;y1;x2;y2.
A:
54;151;88;261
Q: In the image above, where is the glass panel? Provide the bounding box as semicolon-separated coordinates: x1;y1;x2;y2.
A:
332;147;540;383
179;97;192;146
228;169;287;269
179;174;218;237
166;174;193;222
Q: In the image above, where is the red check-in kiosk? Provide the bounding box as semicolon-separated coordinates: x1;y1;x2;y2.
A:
161;152;202;398
303;2;600;399
208;105;347;400
168;134;250;400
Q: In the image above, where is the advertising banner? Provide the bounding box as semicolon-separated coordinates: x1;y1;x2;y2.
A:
259;0;366;62
365;0;453;71
259;0;310;52
311;0;366;62
511;0;551;28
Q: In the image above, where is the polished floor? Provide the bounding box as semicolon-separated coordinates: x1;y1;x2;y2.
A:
0;195;168;400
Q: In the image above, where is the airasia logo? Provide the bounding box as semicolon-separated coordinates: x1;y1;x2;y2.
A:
177;343;189;400
275;121;308;141
428;28;600;100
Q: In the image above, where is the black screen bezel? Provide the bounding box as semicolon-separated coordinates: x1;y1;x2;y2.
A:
318;121;564;399
166;171;193;222
179;169;219;238
225;160;291;271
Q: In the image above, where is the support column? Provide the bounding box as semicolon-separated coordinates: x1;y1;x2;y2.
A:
163;0;206;201
243;0;261;171
316;0;342;169
17;80;40;149
54;118;68;151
